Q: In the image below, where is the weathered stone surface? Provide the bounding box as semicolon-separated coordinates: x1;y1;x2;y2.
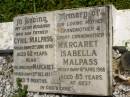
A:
0;22;13;50
13;12;57;92
13;6;113;96
114;10;130;46
55;6;112;95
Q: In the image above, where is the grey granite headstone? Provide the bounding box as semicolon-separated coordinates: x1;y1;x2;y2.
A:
14;5;113;96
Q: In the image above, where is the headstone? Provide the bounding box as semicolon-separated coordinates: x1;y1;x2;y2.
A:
13;12;58;92
14;5;113;96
